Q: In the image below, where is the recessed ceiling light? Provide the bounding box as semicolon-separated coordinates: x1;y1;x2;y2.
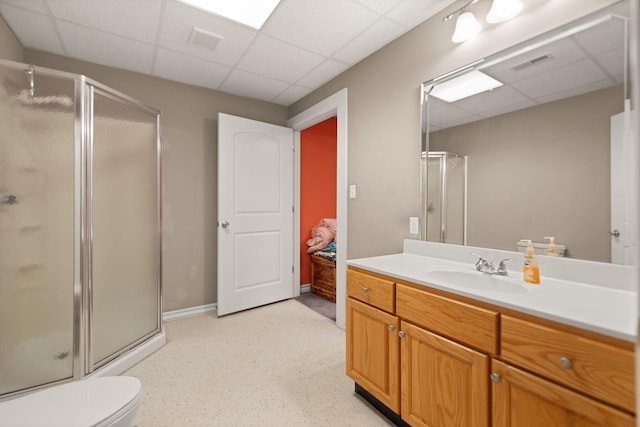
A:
430;70;503;103
176;0;281;30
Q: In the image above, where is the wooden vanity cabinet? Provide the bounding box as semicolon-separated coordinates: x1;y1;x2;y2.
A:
491;359;635;427
346;270;400;412
400;320;489;427
346;267;636;426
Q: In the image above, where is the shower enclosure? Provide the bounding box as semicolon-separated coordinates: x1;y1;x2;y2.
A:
0;59;163;398
424;151;467;245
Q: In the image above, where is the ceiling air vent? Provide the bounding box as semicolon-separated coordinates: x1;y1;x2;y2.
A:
188;27;224;51
510;53;552;71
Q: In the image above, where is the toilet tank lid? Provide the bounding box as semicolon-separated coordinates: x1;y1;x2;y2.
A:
0;376;141;427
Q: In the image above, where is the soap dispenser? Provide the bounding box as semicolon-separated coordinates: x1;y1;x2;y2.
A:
520;239;540;284
544;236;559;256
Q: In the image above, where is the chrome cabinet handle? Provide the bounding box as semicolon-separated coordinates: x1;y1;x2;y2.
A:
221;221;229;228
361;287;368;294
558;357;573;369
388;325;395;332
398;331;406;338
490;373;502;383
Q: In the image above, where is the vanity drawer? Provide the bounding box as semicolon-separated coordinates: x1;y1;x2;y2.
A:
501;315;635;413
396;284;498;354
347;269;395;313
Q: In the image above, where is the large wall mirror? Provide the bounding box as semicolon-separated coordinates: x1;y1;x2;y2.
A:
421;0;636;264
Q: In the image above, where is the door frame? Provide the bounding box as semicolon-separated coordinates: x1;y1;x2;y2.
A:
287;88;348;330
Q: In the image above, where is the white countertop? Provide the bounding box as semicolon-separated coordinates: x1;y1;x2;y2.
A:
347;242;638;342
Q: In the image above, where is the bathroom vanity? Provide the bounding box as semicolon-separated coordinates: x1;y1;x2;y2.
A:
346;240;636;427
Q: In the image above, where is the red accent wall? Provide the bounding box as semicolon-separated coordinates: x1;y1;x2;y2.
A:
300;117;337;286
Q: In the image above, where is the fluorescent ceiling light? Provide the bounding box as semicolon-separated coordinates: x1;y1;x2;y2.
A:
176;0;281;30
430;70;503;103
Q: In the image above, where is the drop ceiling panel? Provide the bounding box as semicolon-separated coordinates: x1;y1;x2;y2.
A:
296;59;350;88
595;47;625;78
57;21;154;74
159;1;257;66
47;0;162;44
453;85;532;116
262;0;380;56
511;58;610;99
386;0;456;27
272;85;313;106
1;0;48;13
429;103;482;130
536;79;616;105
355;0;404;15
153;48;230;90
334;18;405;65
486;37;587;84
0;4;65;55
236;35;325;83
220;69;290;102
572;17;626;56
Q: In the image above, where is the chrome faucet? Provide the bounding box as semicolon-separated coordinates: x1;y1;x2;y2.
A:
471;253;512;276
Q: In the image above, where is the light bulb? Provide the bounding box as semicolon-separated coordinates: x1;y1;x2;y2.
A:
486;0;523;24
451;12;481;44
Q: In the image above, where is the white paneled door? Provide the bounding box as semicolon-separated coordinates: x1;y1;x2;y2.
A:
217;113;294;316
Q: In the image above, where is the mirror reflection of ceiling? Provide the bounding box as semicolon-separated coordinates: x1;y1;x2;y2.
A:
428;5;628;132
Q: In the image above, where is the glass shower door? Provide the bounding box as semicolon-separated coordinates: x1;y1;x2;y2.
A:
426;152;466;245
0;66;76;394
89;87;160;369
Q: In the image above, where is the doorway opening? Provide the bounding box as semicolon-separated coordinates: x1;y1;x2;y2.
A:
288;88;348;329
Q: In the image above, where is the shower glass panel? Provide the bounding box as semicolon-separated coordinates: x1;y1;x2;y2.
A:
0;67;76;394
426;152;467;245
0;58;162;399
91;89;160;368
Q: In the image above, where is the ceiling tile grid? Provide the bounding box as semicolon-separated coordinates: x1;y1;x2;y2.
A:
0;3;65;56
0;0;455;105
47;0;162;44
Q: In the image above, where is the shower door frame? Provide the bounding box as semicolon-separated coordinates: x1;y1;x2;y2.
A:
0;58;163;395
424;151;468;245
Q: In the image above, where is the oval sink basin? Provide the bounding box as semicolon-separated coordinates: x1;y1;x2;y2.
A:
426;270;528;294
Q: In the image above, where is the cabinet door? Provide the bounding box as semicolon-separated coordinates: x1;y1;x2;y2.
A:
491;359;635;427
400;321;489;427
346;297;400;412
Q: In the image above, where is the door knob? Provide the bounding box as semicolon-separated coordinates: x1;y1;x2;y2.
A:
221;221;229;229
610;229;621;238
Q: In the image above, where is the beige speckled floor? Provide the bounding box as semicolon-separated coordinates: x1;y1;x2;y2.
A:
125;299;394;426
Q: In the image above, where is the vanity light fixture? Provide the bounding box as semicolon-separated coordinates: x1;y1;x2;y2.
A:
176;0;281;29
486;0;524;23
430;70;503;102
452;12;482;43
445;0;523;43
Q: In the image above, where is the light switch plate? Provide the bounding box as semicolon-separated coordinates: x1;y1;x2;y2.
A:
349;184;357;199
409;216;419;234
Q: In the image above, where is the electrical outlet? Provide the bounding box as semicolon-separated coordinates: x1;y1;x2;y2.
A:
409;217;419;234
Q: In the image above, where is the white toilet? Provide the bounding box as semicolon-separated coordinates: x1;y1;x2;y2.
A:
0;376;142;427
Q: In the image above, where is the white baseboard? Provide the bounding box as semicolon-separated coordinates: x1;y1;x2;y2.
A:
300;284;311;293
162;303;217;321
90;331;166;378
